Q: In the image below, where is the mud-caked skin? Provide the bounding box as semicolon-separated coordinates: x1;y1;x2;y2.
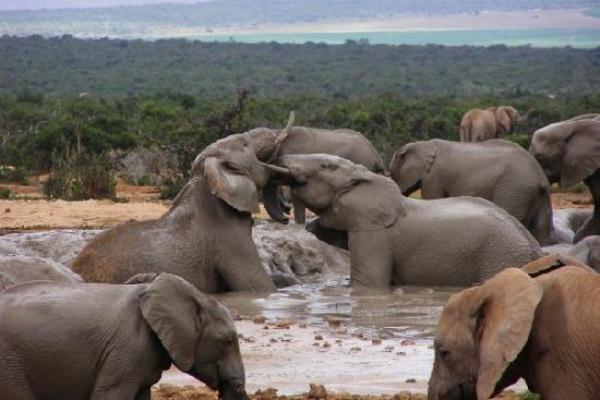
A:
266;154;542;287
389;139;559;245
0;273;249;400
428;265;600;400
72;132;276;293
459;106;526;142
530;119;600;243
254;112;385;224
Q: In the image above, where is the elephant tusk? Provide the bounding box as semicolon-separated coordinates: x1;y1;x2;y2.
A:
261;162;292;176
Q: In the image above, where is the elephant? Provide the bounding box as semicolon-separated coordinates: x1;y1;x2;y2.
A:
459;106;526;142
264;154;543;287
0;254;82;291
0;273;248;400
427;265;600;400
250;112;385;224
388;139;562;245
543;235;600;272
72;131;278;293
568;113;600;121
530;119;600;243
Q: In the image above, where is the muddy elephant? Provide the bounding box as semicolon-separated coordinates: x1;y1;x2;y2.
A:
428;265;600;400
459;106;526;142
251;112;385;224
0;255;81;291
389;139;561;245
530;119;600;243
0;273;248;400
265;154;542;287
72;131;278;293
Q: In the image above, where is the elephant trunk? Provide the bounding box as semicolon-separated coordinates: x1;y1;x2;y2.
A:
263;182;290;224
219;380;249;400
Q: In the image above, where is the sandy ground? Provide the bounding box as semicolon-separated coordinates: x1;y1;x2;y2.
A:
0;181;591;231
150;9;599;38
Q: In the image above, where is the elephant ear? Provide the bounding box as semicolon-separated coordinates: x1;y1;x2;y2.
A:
203;157;260;214
561;121;600;188
391;142;436;194
323;169;405;230
139;273;203;372
473;268;543;400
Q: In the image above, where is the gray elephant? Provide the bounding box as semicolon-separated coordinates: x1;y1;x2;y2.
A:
250;112;385;224
544;235;600;272
0;273;248;400
389;139;561;245
530;119;600;243
265;154;542;287
428;265;600;400
459;106;526;142
72;132;278;293
0;254;81;291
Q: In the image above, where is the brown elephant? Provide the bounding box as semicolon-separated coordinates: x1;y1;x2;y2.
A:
568;113;600;121
459;106;523;142
428;264;600;400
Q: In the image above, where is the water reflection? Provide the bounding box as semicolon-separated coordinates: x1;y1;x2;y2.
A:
217;277;460;340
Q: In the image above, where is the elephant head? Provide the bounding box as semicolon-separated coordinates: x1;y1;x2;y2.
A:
190;132;278;214
427;268;543;400
264;154;403;231
488;106;520;136
139;273;248;400
529;120;600;188
389;141;436;195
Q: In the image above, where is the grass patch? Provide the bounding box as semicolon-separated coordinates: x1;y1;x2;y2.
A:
0;187;12;199
44;150;116;201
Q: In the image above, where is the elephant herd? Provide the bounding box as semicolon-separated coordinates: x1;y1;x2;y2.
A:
1;110;600;399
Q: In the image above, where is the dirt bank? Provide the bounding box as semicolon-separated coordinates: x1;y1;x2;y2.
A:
0;180;590;231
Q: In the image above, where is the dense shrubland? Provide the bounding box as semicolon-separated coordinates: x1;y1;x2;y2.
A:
0;36;599;198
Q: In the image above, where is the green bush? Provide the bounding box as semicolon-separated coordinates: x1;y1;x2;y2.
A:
0;166;28;184
0;187;11;199
44;150;116;201
160;178;184;200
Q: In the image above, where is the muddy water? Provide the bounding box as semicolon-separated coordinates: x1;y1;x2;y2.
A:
162;279;460;395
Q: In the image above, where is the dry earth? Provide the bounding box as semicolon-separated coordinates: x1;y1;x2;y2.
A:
0;181;591;231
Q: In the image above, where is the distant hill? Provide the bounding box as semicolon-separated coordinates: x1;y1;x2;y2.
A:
1;35;598;99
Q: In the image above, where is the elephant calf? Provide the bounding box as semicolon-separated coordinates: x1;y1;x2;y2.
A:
428;265;600;400
266;154;542;287
0;273;248;400
389;139;561;245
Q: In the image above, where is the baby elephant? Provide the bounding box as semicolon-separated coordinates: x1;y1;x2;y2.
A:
428;266;600;400
0;273;248;400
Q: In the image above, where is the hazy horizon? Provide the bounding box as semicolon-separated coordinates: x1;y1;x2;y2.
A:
0;0;211;11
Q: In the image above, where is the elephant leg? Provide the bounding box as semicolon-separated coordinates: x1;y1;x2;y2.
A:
218;236;276;292
574;176;600;243
529;190;562;245
348;231;393;287
135;388;151;400
293;198;306;224
91;386;141;400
